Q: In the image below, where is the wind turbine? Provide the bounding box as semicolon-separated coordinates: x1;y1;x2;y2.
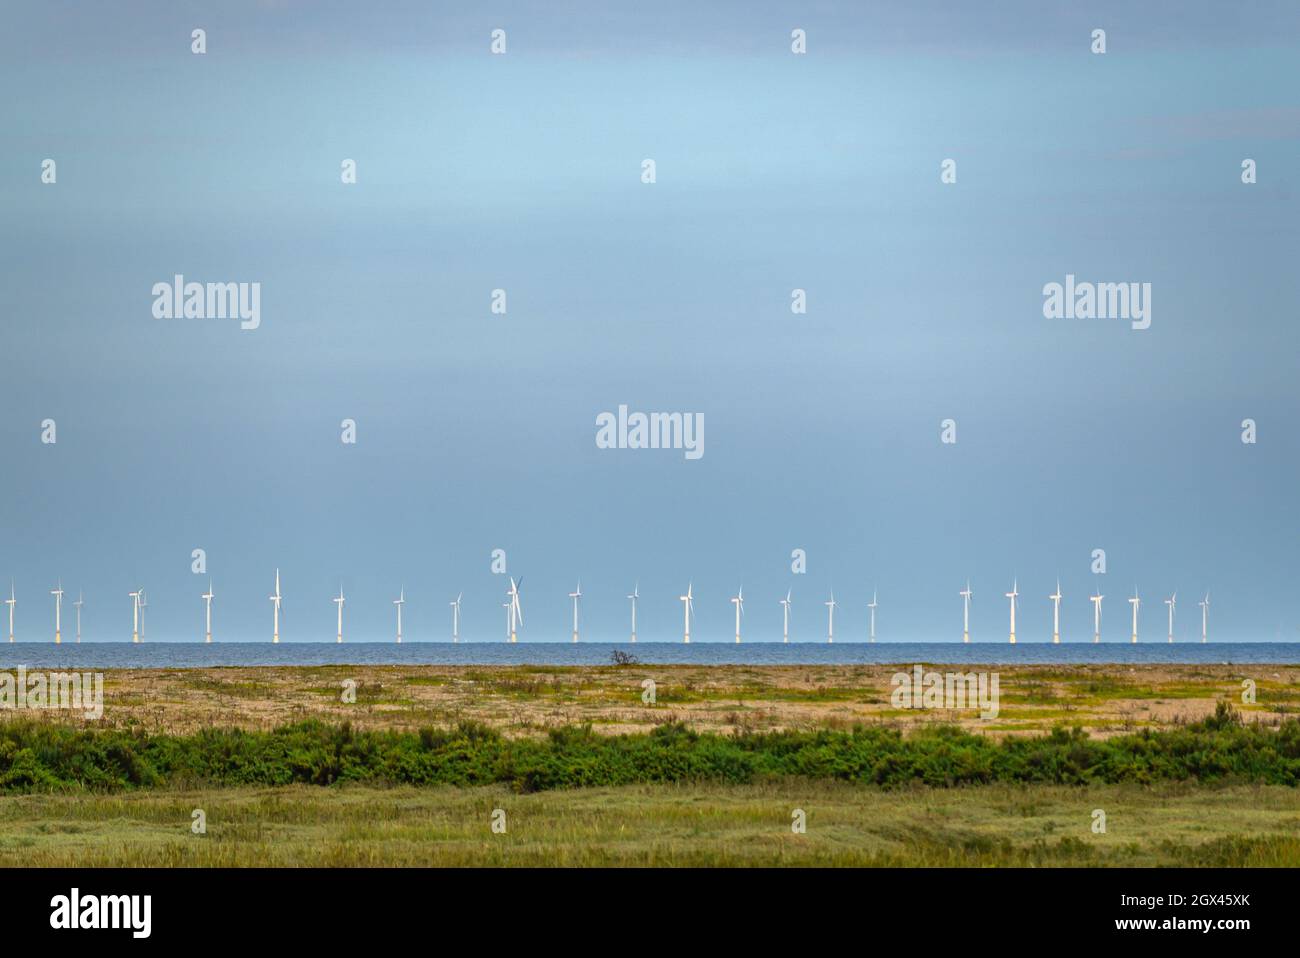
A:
960;581;972;643
568;581;582;643
731;586;744;644
394;588;405;644
1165;592;1176;643
51;580;64;644
1005;579;1018;644
1128;588;1140;643
867;589;878;643
4;581;14;642
825;591;837;643
202;580;214;644
780;589;792;643
507;577;522;643
1199;592;1209;644
502;600;511;641
269;569;282;644
74;590;83;644
1049;579;1062;644
333;584;345;644
450;592;462;643
128;589;141;644
679;582;693;644
139;589;147;641
1090;589;1103;644
627;583;639;643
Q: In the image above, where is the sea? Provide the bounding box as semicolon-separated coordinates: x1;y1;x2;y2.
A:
0;641;1297;668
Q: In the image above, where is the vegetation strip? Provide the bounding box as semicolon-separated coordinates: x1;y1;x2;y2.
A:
2;703;1297;793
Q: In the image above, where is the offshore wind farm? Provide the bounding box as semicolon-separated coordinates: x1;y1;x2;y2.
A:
0;568;1287;666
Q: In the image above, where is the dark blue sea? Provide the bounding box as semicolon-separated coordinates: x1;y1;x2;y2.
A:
0;642;1297;668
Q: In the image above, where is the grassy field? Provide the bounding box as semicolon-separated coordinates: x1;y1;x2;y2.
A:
3;662;1297;866
30;662;1300;737
2;780;1298;866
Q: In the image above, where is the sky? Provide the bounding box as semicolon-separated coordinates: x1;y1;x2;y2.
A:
1;1;1298;642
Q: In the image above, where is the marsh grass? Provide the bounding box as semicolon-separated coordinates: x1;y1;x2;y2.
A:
2;780;1298;867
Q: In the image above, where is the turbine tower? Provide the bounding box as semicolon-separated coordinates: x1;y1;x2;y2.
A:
1128;588;1140;643
507;577;522;643
450;592;462;643
730;586;744;644
74;590;83;644
1090;589;1103;644
269;569;282;644
780;589;792;643
568;581;582;643
1199;592;1209;644
333;584;345;644
679;582;693;644
960;581;972;643
4;581;14;642
627;583;638;643
139;590;147;641
128;589;141;644
825;591;837;644
868;589;878;643
502;600;511;640
202;580;214;644
1005;579;1018;644
1049;579;1062;644
51;580;64;644
394;588;405;644
1165;592;1176;644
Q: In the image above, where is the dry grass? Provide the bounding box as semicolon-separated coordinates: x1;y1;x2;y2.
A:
10;663;1296;739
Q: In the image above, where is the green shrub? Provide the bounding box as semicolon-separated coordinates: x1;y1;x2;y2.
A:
1;714;1298;794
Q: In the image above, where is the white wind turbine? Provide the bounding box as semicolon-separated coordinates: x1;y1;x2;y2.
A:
1090;589;1103;644
679;582;694;644
128;589;141;644
333;584;345;644
569;581;582;643
139;589;147;641
394;588;405;644
507;577;522;643
731;586;744;644
5;581;14;642
202;580;214;644
1199;592;1209;644
960;581;973;643
74;590;84;644
627;583;639;643
269;569;282;644
1165;592;1176;643
825;591;838;643
780;589;792;643
51;579;64;644
1129;588;1140;644
450;592;462;643
1005;579;1019;644
1049;579;1062;644
867;589;878;643
502;600;511;641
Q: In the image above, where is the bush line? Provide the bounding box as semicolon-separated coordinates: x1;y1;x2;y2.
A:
1;703;1297;793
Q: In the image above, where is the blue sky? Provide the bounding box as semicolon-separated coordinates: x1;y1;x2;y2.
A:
1;1;1298;641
